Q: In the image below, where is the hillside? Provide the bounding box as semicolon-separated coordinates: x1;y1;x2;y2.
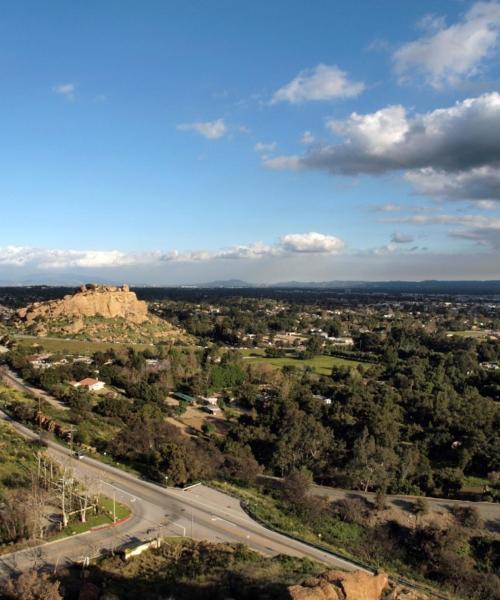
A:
12;284;188;344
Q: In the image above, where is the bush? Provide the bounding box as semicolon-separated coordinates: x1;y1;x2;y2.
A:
451;505;482;528
331;497;370;525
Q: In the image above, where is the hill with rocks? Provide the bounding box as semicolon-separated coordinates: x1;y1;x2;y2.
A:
13;284;188;343
288;570;428;600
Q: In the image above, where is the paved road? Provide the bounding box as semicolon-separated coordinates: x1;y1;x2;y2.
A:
259;475;500;532
0;412;368;580
0;365;69;411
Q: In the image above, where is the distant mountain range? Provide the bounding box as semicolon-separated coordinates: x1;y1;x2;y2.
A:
1;278;500;295
193;279;500;294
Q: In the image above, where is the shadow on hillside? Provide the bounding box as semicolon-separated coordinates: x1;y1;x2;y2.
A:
58;561;294;600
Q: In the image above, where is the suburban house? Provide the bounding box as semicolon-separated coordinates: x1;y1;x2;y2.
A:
200;396;219;406
73;378;105;392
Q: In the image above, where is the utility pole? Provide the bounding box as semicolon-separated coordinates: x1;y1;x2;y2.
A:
191;509;194;538
37;395;42;440
61;476;68;527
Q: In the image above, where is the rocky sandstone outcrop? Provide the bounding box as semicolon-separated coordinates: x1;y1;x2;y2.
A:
16;284;148;328
288;570;428;600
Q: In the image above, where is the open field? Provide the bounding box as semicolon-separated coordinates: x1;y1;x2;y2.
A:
0;420;38;492
241;349;362;375
12;334;151;355
447;330;496;339
167;404;230;436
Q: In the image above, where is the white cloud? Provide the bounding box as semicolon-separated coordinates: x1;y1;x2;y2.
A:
0;233;345;271
177;118;227;139
280;232;345;254
53;83;76;99
266;93;500;202
327;104;409;154
0;246;134;269
393;2;500;88
254;142;277;153
271;64;364;104
301;131;315;145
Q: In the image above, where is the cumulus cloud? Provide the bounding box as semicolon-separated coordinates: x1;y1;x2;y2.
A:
53;83;76;99
280;232;345;254
254;142;277;153
271;64;364;104
393;2;500;88
0;233;345;271
265;92;500;202
0;246;134;269
326;105;409;155
391;232;415;244
177;118;227;139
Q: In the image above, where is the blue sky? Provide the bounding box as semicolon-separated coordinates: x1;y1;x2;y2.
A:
1;0;500;283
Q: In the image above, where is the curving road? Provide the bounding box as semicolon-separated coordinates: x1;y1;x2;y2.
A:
258;475;500;533
0;411;368;580
0;365;69;411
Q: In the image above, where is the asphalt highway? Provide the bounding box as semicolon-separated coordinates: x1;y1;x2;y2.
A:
0;411;368;579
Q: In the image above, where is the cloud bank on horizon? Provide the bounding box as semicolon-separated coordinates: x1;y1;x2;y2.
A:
1;0;500;283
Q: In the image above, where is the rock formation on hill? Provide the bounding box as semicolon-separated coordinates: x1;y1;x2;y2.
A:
287;570;428;600
16;284;148;326
13;284;187;342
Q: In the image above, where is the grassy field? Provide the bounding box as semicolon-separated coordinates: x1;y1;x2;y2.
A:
0;420;39;493
55;495;130;537
13;335;150;355
241;349;362;375
447;330;492;339
13;334;201;357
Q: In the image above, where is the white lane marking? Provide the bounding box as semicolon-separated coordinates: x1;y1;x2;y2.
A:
99;480;137;502
170;522;186;536
210;515;237;527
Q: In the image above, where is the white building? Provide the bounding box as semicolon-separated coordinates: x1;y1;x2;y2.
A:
73;378;105;392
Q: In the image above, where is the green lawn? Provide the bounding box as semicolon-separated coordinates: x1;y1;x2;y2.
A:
241;349;362;375
56;495;130;537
